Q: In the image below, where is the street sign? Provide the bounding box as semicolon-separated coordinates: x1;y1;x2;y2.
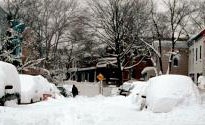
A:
97;73;104;81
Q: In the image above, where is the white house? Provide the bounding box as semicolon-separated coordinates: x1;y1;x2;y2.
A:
188;28;205;83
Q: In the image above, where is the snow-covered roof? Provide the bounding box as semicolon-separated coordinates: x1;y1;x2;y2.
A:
68;67;96;72
188;28;205;47
141;67;157;75
153;40;188;48
97;57;117;68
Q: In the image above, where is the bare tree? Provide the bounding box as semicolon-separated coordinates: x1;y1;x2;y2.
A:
150;1;168;74
190;0;205;32
153;0;194;73
89;0;152;86
3;0;78;70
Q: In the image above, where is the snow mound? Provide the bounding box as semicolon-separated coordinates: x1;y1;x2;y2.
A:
146;75;201;113
198;76;205;89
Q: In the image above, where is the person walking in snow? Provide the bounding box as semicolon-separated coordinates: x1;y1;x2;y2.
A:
72;85;78;97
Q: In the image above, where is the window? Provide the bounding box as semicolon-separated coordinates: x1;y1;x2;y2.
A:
192;48;194;63
173;58;179;67
5;85;13;89
200;46;202;59
196;48;198;61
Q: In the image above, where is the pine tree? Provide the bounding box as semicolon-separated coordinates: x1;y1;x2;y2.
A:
0;14;26;68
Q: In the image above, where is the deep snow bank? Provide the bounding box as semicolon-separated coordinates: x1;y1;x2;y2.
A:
146;75;201;113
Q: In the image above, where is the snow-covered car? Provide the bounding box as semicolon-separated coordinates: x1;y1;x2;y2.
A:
57;84;73;97
19;74;43;103
146;75;201;113
57;86;68;97
20;74;59;103
0;61;21;106
119;80;148;110
118;81;135;96
35;75;58;100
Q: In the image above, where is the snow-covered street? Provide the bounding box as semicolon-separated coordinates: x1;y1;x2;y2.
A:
1;95;205;125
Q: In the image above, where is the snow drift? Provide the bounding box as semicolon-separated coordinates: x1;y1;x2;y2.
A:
146;75;201;113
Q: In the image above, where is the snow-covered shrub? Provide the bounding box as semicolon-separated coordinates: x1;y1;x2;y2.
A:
146;75;201;113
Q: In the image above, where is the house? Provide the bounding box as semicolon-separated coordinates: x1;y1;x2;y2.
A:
188;28;205;83
67;56;153;85
153;39;189;75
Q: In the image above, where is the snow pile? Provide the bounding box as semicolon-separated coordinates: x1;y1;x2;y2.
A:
146;75;201;113
198;76;205;89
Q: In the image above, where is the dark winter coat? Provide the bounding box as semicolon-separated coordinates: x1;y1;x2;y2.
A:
72;85;78;97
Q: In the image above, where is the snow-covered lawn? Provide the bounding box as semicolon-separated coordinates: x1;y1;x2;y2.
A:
0;95;205;125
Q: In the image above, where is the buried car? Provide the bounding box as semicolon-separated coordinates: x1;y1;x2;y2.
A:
20;74;59;103
19;74;42;103
57;84;73;97
0;61;21;106
146;75;201;113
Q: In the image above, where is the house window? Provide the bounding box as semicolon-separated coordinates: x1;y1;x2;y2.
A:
173;58;179;67
196;48;198;61
192;48;194;63
200;46;202;59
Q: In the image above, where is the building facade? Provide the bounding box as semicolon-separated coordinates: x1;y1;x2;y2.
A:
188;29;205;83
153;39;189;75
67;56;153;85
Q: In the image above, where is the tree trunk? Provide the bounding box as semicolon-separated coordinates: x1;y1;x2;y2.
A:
158;39;163;74
117;56;123;87
115;38;123;86
168;35;175;73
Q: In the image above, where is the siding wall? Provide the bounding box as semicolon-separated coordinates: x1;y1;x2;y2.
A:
161;47;189;75
188;36;205;82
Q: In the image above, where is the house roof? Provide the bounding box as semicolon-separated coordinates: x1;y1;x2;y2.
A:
153;40;188;48
188;28;205;47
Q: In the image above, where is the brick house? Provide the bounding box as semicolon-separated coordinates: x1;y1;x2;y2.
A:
153;39;189;75
67;56;153;85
